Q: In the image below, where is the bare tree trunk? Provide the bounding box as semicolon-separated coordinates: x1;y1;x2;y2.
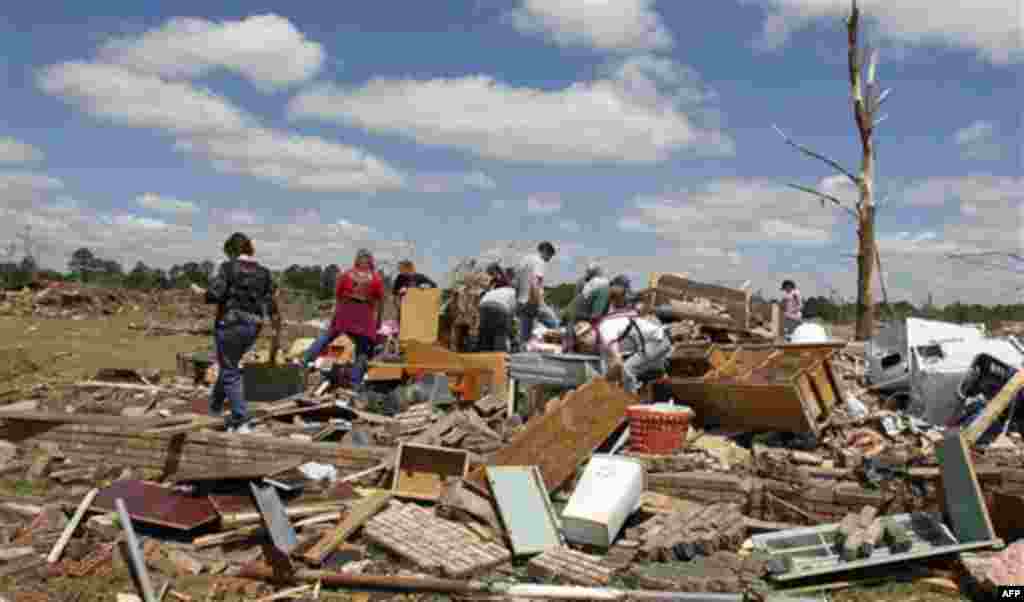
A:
848;0;877;341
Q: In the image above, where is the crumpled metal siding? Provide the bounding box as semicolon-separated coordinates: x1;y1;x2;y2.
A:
507;352;604;387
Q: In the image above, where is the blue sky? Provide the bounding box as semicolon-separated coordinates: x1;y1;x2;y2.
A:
0;0;1020;304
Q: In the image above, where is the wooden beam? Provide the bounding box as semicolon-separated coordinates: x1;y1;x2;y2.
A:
302;491;392;565
963;370;1024;445
47;488;98;563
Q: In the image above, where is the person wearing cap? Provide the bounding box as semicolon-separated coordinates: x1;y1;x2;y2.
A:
562;262;611;352
596;291;672;394
301;249;384;389
780;279;803;337
515;241;560;345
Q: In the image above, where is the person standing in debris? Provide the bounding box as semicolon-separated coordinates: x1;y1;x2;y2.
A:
515;241;560;345
195;232;279;434
392;260;437;298
477;263;518;352
301;249;384;390
562;262;611;352
781;279;803;337
597;285;671;394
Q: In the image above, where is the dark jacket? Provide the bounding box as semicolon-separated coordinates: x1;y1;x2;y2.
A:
204;257;278;324
393;272;437;295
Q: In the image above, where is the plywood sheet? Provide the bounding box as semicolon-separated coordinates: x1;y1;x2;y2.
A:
467;378;637;493
400;288;442;344
93;480;218;531
668;380;815;434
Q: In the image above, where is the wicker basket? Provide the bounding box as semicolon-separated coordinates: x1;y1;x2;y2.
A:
626;403;695;455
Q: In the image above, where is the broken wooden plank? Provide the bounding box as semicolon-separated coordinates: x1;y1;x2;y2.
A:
170;459;303;483
963;370;1024;445
47;487;97;563
0;410;181;430
303;491;392;565
392;443;468;502
220;501;350;529
467;378;636;493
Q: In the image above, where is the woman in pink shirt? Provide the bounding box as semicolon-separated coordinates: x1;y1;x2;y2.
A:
302;249;384;387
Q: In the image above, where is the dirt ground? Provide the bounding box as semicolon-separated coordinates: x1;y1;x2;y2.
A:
0;312;977;601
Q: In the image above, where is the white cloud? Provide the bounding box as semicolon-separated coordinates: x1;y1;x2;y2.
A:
136;192;199;215
527;194;563;215
0;171;64;210
409;170;496;193
618;178;838;248
39;61;406;193
506;0;673;52
0;137;44;163
0;194;408;273
744;0;1022;64
287;55;734;164
99;14;324;90
901;175;1023;209
954;120;1002;161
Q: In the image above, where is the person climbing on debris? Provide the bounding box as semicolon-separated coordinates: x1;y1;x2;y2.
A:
193;232;279;434
781;279;803;338
562;262;611;352
301;249;384;390
477;262;518;352
515;241;560;346
597;281;672;394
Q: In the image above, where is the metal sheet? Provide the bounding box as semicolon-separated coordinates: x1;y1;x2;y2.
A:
93;480;218;531
486;466;562;556
750;512;1000;582
508;352;603;387
937;429;997;544
249;482;298;555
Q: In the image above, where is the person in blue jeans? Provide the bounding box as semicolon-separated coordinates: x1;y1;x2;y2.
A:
194;232;279;434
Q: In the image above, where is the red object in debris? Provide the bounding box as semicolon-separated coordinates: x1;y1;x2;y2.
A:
626;404;694;455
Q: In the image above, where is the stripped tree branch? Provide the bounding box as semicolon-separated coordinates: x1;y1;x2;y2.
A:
786;183;858;218
772;124;860;185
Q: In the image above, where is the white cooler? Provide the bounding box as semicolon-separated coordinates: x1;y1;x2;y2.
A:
560;454;646;548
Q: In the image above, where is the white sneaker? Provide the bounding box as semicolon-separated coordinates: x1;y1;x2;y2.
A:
230;423;253;434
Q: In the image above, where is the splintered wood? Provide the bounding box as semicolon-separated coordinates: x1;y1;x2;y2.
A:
527;547;615;586
363;501;510;577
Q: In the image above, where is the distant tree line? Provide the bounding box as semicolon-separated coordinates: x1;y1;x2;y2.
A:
3;246;1024;328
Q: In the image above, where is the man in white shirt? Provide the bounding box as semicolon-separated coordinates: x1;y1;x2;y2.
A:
515;241;559;345
596;291;672;393
780;279;803;338
563;262;611;352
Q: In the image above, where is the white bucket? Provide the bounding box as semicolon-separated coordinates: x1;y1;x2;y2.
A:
791;322;829;343
560;454;646;548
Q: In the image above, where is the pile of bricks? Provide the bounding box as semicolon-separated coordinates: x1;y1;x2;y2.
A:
527;547;616;586
627;502;746;562
363;501;511;577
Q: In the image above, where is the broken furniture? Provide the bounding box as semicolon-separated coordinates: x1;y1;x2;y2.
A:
560;454;645;548
467;378;638;494
366;342;507;403
667;343;843;435
486;466;563;556
399;287;442;345
391;443;469;502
